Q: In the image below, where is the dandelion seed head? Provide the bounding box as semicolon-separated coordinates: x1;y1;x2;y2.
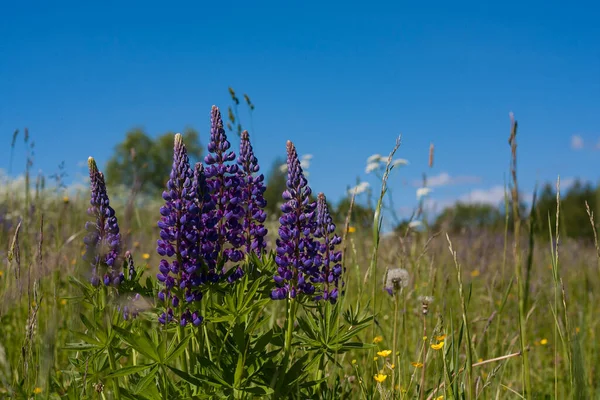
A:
384;268;410;295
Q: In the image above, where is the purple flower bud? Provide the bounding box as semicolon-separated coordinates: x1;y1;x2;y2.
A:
84;158;123;286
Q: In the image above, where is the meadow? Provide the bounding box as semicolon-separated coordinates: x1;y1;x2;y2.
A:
0;106;598;400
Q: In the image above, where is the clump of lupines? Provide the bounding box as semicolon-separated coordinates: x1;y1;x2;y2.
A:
83;157;123;286
271;141;319;300
156;134;203;326
314;193;343;303
237;130;268;256
204;106;245;281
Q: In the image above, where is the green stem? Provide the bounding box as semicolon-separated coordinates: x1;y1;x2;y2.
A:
392;293;399;395
284;297;297;358
107;348;121;400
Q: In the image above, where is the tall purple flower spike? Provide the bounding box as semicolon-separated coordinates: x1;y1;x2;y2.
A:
237;130;268;256
156;134;203;326
271;141;319;300
204;106;245;282
83;157;123;286
314;193;343;303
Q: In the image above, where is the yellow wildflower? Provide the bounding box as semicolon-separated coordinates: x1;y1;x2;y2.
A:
60;299;67;306
374;374;387;383
351;359;357;364
431;341;444;350
540;338;548;345
471;270;480;277
373;356;379;361
377;350;392;357
142;253;150;260
411;362;423;368
423;336;428;341
63;196;69;204
478;358;483;363
33;387;42;394
435;396;444;400
373;335;383;344
435;334;446;341
576;327;581;334
133;241;140;248
0;271;3;278
348;226;356;233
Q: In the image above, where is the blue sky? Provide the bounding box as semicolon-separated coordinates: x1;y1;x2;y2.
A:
1;0;599;219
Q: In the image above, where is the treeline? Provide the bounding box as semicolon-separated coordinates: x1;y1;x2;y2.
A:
428;180;600;240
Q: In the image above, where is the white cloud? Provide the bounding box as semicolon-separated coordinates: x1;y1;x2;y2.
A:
413;172;481;188
459;185;507;205
571;135;584;150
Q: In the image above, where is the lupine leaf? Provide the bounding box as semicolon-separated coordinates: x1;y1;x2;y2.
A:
113;326;160;362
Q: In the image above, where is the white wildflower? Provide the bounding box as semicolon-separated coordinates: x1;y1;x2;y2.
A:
408;220;422;229
367;154;384;164
391;158;409;168
416;187;432;199
349;181;370;195
366;162;380;174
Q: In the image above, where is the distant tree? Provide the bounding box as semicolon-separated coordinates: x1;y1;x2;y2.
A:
263;157;288;219
333;197;375;230
105;128;203;195
534;179;598;240
433;203;504;234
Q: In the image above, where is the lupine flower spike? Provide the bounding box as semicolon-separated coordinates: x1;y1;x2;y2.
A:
237;130;268;256
83;157;123;286
156;134;203;326
314;193;343;303
271;141;318;300
204;106;245;282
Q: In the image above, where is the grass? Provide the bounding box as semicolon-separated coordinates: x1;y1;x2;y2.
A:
0;118;598;399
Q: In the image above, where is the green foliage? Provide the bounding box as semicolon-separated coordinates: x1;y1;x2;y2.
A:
105;128;203;195
535;180;599;239
334;197;374;229
263;157;287;219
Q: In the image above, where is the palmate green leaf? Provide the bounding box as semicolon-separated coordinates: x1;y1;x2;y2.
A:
165;335;191;364
283;354;311;387
68;276;94;298
104;363;156;379
195;356;233;387
70;330;103;346
252;329;273;353
62;342;99;351
240;277;263;310
335;316;374;342
133;364;160;395
167;365;229;389
113;325;160;362
79;313;97;332
241;385;274;395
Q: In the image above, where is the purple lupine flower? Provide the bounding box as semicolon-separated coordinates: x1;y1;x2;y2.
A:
237;130;268;256
204;106;245;281
271;141;319;300
83;157;122;286
192;162;220;283
156;134;203;326
125;250;136;280
314;193;343;303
